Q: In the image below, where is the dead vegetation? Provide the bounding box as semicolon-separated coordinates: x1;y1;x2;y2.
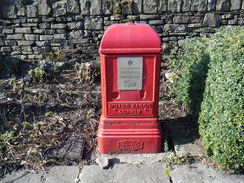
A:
0;58;197;177
0;58;101;176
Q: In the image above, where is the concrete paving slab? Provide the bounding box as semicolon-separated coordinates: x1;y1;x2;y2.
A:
45;166;80;183
173;137;203;157
1;162;243;183
165;118;203;157
1;166;79;183
103;153;166;165
1;170;45;183
78;163;170;183
171;163;244;183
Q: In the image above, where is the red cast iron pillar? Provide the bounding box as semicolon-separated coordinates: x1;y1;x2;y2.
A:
98;23;163;154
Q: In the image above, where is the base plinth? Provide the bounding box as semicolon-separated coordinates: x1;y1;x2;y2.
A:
98;116;162;154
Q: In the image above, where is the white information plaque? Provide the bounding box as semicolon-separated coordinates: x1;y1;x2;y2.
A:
118;57;143;90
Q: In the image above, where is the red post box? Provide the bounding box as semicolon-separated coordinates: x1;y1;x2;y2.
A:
98;23;162;154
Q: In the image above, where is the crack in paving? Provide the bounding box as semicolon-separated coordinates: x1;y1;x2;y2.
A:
76;165;83;183
40;171;47;183
4;171;29;183
169;177;173;183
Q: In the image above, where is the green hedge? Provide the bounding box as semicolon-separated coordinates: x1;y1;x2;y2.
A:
167;37;210;120
167;26;244;172
198;27;243;172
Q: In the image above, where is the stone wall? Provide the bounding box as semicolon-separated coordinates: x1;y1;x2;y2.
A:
0;0;243;62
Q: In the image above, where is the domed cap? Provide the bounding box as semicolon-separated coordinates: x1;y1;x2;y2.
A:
99;23;162;54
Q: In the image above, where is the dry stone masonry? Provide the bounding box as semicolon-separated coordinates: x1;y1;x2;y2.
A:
0;0;243;61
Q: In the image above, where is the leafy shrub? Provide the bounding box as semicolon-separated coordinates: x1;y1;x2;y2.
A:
167;38;210;120
198;26;243;172
167;26;243;172
75;61;100;84
28;67;47;83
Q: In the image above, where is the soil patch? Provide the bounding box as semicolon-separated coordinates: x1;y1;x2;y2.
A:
0;60;199;177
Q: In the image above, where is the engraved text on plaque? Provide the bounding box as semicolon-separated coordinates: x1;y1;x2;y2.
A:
118;57;143;90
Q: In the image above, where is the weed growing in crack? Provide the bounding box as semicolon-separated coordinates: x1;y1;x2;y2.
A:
106;0;133;17
164;166;171;178
164;152;194;178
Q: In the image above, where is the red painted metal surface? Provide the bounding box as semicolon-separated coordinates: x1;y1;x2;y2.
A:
98;23;163;154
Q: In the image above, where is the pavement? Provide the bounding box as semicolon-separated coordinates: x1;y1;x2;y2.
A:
1;153;243;183
1;121;243;183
